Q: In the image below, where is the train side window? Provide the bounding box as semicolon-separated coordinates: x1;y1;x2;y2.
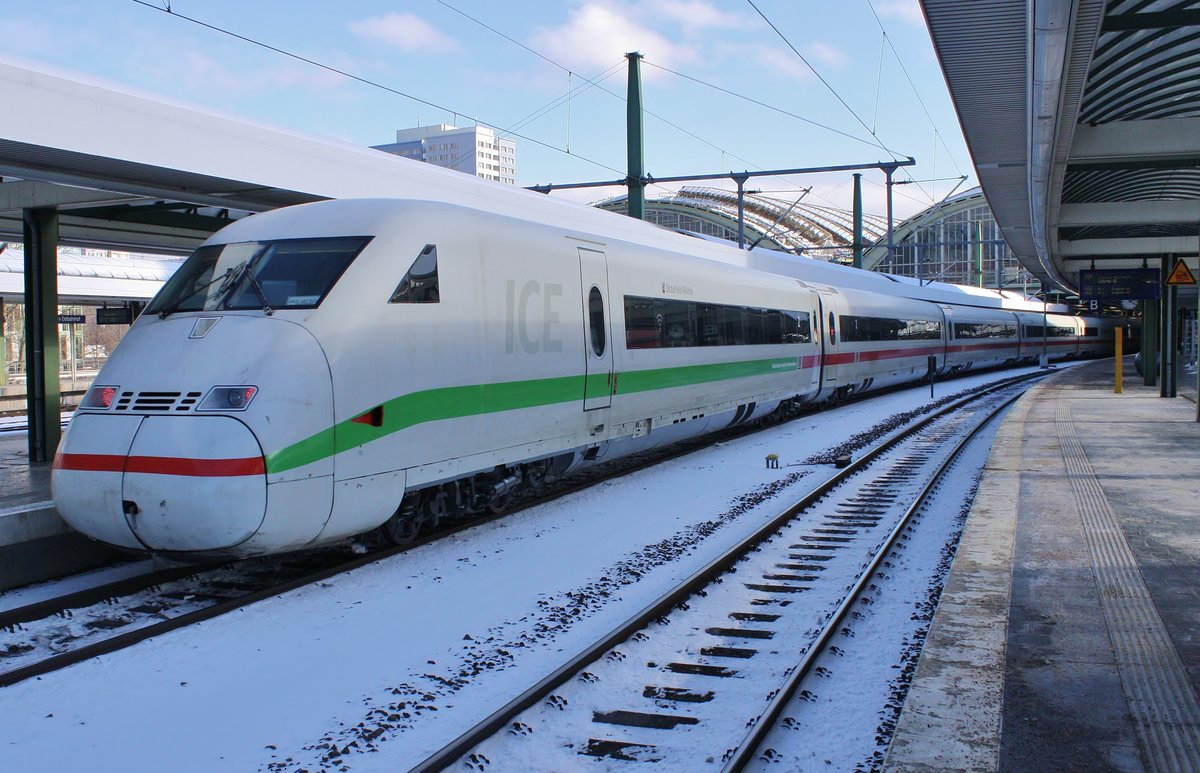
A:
389;244;439;304
624;297;662;348
662;299;697;347
828;312;836;345
782;311;811;343
621;294;808;348
764;310;785;344
588;286;606;357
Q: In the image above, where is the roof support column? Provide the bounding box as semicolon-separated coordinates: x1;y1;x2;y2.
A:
625;52;645;221
22;207;61;463
734;173;749;249
885;166;896;271
1142;297;1158;387
852;173;863;269
1161;255;1177;398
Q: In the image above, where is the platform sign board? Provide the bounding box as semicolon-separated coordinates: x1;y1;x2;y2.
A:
56;313;86;325
1079;269;1160;301
96;307;134;325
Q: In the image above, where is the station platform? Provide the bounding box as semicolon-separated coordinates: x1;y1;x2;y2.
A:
0;430;122;591
887;357;1200;772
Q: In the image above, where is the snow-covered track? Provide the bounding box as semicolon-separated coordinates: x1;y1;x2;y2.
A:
718;382;1026;770
0;417;788;691
409;372;1042;771
0;546;385;687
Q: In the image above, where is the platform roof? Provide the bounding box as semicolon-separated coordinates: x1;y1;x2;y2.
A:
6;55;938;309
0;56;722;261
0;246;180;304
921;0;1200;294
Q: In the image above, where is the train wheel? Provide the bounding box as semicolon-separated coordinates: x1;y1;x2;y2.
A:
381;514;420;545
381;493;424;545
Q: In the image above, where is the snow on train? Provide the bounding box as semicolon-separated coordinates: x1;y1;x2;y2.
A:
51;198;1115;558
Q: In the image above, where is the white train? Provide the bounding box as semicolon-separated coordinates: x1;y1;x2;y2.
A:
51;198;1115;558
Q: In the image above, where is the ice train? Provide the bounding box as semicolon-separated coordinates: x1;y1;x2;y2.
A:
51;198;1115;558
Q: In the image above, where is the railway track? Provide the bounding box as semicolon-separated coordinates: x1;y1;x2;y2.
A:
405;372;1037;772
0;370;1038;703
0;545;383;687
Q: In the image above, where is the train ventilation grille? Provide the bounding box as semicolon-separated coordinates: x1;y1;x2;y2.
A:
114;391;204;412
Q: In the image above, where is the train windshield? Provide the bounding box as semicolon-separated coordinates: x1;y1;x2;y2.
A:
148;236;372;316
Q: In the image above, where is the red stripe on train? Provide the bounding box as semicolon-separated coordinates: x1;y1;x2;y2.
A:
53;453;265;477
823;346;942;365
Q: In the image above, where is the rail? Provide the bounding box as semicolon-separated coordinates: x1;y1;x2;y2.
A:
409;370;1047;771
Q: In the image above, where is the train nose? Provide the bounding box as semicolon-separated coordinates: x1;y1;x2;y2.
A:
53;414;266;553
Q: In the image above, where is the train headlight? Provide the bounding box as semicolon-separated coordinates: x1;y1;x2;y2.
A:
80;385;120;410
199;386;258;412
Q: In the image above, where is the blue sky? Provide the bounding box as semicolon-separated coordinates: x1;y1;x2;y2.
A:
1;0;974;218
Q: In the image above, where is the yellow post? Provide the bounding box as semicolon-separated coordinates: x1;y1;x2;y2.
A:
1114;326;1124;394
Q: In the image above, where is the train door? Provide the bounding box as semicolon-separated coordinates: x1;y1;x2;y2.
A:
578;247;614;410
936;304;952;374
814;288;842;399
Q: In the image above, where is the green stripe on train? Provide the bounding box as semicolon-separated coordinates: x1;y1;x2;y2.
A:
264;356;798;474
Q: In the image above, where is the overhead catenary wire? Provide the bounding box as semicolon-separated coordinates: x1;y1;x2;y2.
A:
744;0;931;202
433;0;851;201
638;60;897;157
137;0;912;217
863;0;967;180
745;0;903;158
129;0;626;178
437;61;627;177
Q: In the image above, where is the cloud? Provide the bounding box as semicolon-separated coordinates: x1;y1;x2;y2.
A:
179;52;349;94
755;48;813;83
872;0;926;25
752;39;847;83
652;0;748;30
0;19;55;53
809;42;849;69
529;3;698;75
347;12;461;54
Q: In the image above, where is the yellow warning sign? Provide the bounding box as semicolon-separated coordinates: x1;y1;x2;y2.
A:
1165;258;1197;286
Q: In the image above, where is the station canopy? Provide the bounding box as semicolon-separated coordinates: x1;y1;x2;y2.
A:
922;0;1200;293
595;186;889;260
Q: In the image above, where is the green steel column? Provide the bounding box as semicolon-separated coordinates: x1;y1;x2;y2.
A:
23;207;61;462
0;298;7;387
885;166;895;271
852;173;863;269
735;173;749;249
977;220;985;288
1143;298;1158;387
625;52;645;221
1161;255;1174;396
1164;286;1178;398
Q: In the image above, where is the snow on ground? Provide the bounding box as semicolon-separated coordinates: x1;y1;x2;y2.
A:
0;367;1062;772
748;410;1004;771
0;560;160;614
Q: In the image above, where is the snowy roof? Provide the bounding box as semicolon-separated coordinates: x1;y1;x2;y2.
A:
0;243;180;302
595;186;890;257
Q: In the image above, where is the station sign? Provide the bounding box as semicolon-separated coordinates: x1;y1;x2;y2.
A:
96;307;134;325
56;313;86;325
1079;268;1160;301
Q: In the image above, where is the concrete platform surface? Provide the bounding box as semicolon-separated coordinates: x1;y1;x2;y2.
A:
887;358;1200;772
0;433;122;590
